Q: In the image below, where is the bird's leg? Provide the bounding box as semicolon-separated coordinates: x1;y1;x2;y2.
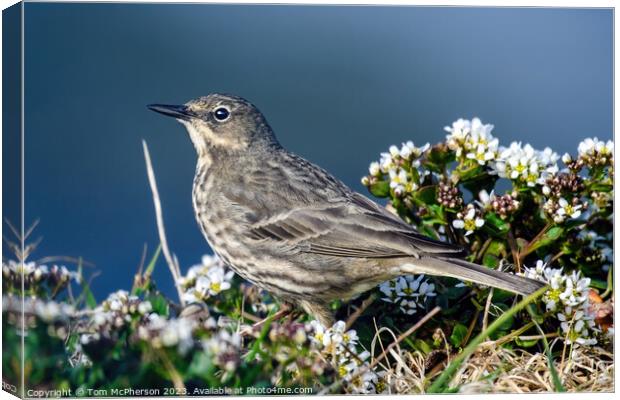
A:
299;300;334;328
240;302;293;336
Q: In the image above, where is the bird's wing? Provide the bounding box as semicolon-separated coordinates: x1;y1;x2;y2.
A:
220;151;463;259
246;191;465;259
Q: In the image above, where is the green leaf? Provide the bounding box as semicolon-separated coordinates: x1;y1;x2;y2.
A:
413;339;433;355
589;182;613;192
490;288;516;303
484;212;509;234
369;180;390;197
424;146;455;173
84;286;97;309
449;323;468;348
527;226;564;253
416;185;437;205
482;240;505;267
441;284;468;300
427;204;446;222
410;168;421;184
419;224;439;240
589;278;608;290
148;293;169;317
515;336;540;348
482;254;499;268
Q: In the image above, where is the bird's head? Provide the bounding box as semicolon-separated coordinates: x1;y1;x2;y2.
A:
148;94;278;158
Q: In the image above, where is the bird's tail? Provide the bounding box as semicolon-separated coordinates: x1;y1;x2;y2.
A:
401;256;546;296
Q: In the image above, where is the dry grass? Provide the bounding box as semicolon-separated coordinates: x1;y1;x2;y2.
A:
375;343;613;394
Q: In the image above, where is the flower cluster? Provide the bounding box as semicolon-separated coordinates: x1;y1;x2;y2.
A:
362;141;429;198
82;290;152;342
179;255;235;304
577;137;614;168
309;320;387;394
437;180;463;210
522;261;598;346
2;260;81;292
444;117;499;165
492;142;559;187
379;274;436;315
543;172;585;198
137;313;203;355
203;330;242;373
540;171;588;224
3;294;75;325
477;190;520;220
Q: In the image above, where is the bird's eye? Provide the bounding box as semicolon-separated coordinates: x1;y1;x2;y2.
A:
214;107;230;121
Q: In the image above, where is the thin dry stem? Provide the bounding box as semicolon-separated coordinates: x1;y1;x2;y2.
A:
142;140;185;307
321;306;441;394
345;293;377;330
482;288;494;334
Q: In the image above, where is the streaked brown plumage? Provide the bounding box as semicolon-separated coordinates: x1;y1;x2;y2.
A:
148;94;545;326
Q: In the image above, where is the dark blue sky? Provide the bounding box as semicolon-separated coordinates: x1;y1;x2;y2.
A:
19;4;612;300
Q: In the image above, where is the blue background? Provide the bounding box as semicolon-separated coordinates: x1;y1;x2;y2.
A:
20;4;612;300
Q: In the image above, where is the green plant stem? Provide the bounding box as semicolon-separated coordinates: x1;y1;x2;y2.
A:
600;267;613;299
428;286;547;393
520;222;552;259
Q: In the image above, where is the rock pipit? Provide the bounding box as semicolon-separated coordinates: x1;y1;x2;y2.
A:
148;94;544;325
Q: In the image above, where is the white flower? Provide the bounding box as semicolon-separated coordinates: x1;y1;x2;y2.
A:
140;314;197;355
466;143;496;165
554;197;582;223
492;141;558;187
452;207;484;236
445;118;472;156
137;301;152;315
477;189;495;209
445;117;497;163
309;320;327;346
33;300;74;322
389;145;400;158
379;152;394;172
399;299;417;315
348;369;377;394
33;264;49;281
379;280;399;303
309;320;361;358
372;370;390;394
368;161;381;176
388;168;414;196
562;153;573;164
399;141;430;159
520;261;597;347
578;137;613;158
379;274;436;315
180;255;235;302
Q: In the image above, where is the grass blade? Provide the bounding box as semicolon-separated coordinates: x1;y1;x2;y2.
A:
428;286;547;393
528;306;566;392
144;244;162;277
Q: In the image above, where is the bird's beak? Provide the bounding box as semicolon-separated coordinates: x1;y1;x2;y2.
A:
147;104;195;121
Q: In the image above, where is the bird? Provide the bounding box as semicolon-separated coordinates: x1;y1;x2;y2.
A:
147;94;545;326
